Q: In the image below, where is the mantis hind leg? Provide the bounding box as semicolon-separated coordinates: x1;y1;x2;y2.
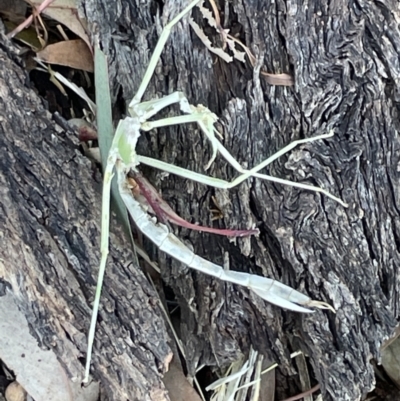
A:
136;131;347;207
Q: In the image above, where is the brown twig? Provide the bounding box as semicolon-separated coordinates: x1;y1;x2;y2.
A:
7;0;57;39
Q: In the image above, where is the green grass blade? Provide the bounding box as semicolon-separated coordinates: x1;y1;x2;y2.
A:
94;45;136;247
84;45;138;382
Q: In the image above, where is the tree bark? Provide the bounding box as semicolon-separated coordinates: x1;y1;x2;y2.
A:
80;0;400;399
1;0;400;400
0;31;171;401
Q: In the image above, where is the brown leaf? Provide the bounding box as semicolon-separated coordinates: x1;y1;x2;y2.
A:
262;72;294;86
37;39;93;72
31;0;91;52
163;358;202;401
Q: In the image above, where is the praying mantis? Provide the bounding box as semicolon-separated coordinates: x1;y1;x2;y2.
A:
84;0;347;383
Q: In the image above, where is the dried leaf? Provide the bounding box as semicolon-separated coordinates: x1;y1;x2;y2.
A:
191;3;293;85
34;58;96;112
37;39;93;72
225;35;246;63
0;293;99;401
188;17;232;63
192;0;247;62
261;72;294;86
31;0;91;52
3;20;42;51
7;0;56;39
196;0;218;29
163;358;203;401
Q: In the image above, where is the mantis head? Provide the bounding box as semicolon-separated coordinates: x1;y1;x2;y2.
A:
115;117;141;167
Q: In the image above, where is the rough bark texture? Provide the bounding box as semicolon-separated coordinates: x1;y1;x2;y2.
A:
0;32;172;401
79;0;400;399
1;0;400;400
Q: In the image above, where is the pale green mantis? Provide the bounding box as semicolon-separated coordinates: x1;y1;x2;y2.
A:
84;0;347;383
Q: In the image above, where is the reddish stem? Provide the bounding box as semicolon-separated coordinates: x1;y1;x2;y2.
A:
7;0;58;39
133;172;259;238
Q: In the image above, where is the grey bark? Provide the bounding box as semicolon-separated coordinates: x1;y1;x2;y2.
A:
79;0;400;399
0;0;399;400
0;32;171;401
